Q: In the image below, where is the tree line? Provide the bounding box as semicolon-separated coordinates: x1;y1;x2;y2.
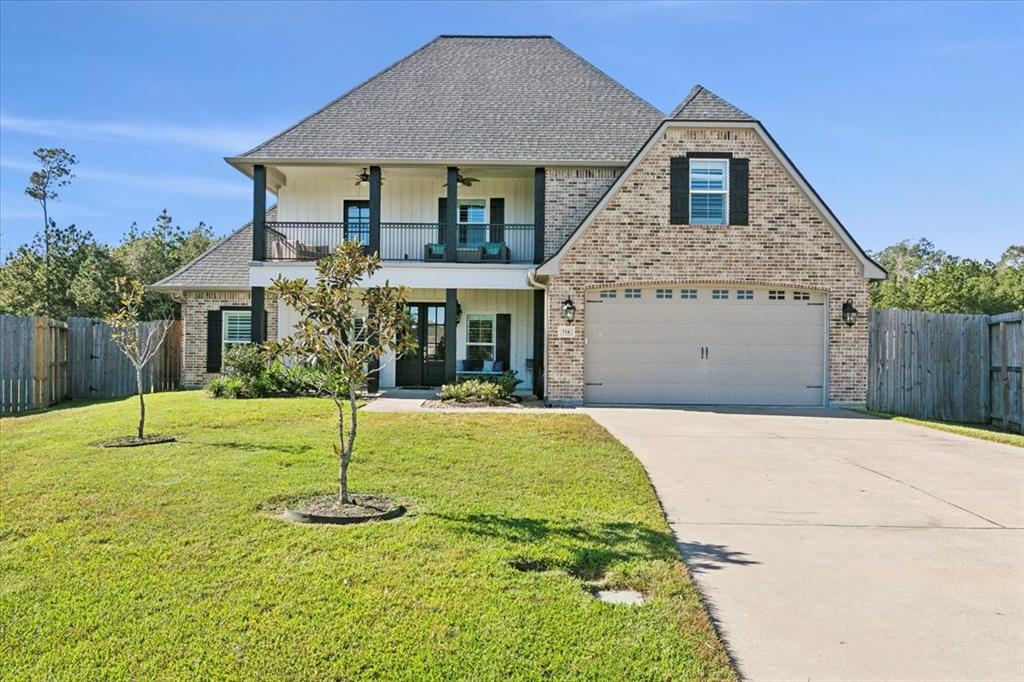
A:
0;148;216;320
868;240;1022;315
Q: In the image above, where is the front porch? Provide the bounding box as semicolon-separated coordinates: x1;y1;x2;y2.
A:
275;287;545;396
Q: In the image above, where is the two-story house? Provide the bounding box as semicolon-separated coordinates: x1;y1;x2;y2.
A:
153;35;885;406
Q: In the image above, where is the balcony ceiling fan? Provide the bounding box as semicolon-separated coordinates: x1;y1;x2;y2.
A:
354;168;384;186
442;171;479;188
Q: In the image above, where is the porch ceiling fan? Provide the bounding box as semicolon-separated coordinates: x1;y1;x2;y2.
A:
354;168;384;186
442;171;479;188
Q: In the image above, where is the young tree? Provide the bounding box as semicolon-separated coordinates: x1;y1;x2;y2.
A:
25;148;77;317
266;241;416;504
106;278;173;439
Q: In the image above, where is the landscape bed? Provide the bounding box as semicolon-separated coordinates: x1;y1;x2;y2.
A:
0;391;733;680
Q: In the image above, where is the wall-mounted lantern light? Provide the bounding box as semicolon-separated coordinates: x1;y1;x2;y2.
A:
561;297;577;323
456;302;463;324
841;299;859;326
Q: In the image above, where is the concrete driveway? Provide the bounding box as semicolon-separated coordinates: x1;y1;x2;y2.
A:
584;407;1024;682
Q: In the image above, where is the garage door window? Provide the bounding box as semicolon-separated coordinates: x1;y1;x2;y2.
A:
769;290;785;300
624;288;641;299
737;290;754;300
712;289;729;300
690;159;728;225
680;289;698;300
793;291;810;301
599;289;617;299
656;289;673;299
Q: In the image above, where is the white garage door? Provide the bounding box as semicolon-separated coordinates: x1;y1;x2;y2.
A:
584;286;826;406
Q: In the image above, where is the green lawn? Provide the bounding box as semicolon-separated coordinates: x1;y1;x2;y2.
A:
853;409;1024;448
0;392;733;681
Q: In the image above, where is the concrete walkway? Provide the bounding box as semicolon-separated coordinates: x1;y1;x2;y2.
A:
584;406;1024;682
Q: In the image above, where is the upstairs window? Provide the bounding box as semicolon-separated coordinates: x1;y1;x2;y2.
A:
689;159;728;225
344;200;370;245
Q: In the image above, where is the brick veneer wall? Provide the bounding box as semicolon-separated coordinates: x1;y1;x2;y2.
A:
181;290;278;387
544;167;620;258
545;126;870;405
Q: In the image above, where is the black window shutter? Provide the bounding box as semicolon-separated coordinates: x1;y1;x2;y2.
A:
729;158;749;226
670;156;689;225
490;198;505;242
206;310;222;373
495;314;511;370
437;198;447;242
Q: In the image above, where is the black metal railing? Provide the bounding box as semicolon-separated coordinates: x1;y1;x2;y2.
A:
263;221;534;264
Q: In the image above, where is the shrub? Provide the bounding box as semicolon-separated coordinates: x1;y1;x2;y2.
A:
206;377;228;398
223;344;266;382
448;371;521;400
440;379;505;403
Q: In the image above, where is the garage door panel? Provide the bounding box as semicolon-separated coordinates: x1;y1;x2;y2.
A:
584;286;825;406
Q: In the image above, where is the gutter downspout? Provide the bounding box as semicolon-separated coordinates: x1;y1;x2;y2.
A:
527;269;548;400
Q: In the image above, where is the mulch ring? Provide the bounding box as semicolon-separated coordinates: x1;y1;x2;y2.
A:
98;435;177;448
284;494;406;525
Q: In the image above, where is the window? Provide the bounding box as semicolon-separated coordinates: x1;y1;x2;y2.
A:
656;288;673;299
737;290;754;300
599;289;617;299
466;314;495;364
712;289;729;300
221;310;251;369
344;200;370;245
689;159;728;225
680;289;698;300
768;290;785;300
458;199;487;245
793;291;810;301
624;288;641;299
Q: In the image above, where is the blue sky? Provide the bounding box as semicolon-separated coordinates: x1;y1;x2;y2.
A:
1;1;1021;261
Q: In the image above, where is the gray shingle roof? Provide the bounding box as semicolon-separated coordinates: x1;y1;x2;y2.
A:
235;36;664;164
149;206;276;291
670;85;753;121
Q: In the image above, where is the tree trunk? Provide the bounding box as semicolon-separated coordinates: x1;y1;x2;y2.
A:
336;398;350;504
136;366;145;439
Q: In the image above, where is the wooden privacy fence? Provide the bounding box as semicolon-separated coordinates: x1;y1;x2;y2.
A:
868;308;1023;432
0;315;181;414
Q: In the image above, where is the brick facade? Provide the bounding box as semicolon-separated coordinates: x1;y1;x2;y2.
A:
181;290;278;387
544;167;620;258
544;126;870;405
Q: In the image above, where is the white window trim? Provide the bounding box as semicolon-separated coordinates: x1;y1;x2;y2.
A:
465;313;496;363
221;309;251;371
689;158;729;226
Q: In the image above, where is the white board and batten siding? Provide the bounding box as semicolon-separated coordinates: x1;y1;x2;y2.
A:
276;167;535;224
276;289;534;391
584;286;827;406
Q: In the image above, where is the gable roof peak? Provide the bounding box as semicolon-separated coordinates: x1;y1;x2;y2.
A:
670;84;754;122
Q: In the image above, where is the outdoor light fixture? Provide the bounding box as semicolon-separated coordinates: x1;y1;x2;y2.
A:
842;299;859;326
456;303;463;324
561;297;577;323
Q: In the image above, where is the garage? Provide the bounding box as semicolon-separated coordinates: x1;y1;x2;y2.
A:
584;286;826;405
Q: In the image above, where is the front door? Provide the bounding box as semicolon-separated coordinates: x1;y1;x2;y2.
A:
395;303;446;387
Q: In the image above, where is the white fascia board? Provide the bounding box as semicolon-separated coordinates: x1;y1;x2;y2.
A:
249;261;534;290
538;120;886;280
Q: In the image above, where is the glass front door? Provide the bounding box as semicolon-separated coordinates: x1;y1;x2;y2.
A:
395;303;446;387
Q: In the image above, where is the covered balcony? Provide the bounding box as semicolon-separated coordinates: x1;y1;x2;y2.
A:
251;164;544;265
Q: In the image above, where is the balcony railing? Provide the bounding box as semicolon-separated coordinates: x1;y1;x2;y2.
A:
263;221;535;264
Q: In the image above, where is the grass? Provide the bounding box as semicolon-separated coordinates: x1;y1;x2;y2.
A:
854;409;1024;448
0;391;733;681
